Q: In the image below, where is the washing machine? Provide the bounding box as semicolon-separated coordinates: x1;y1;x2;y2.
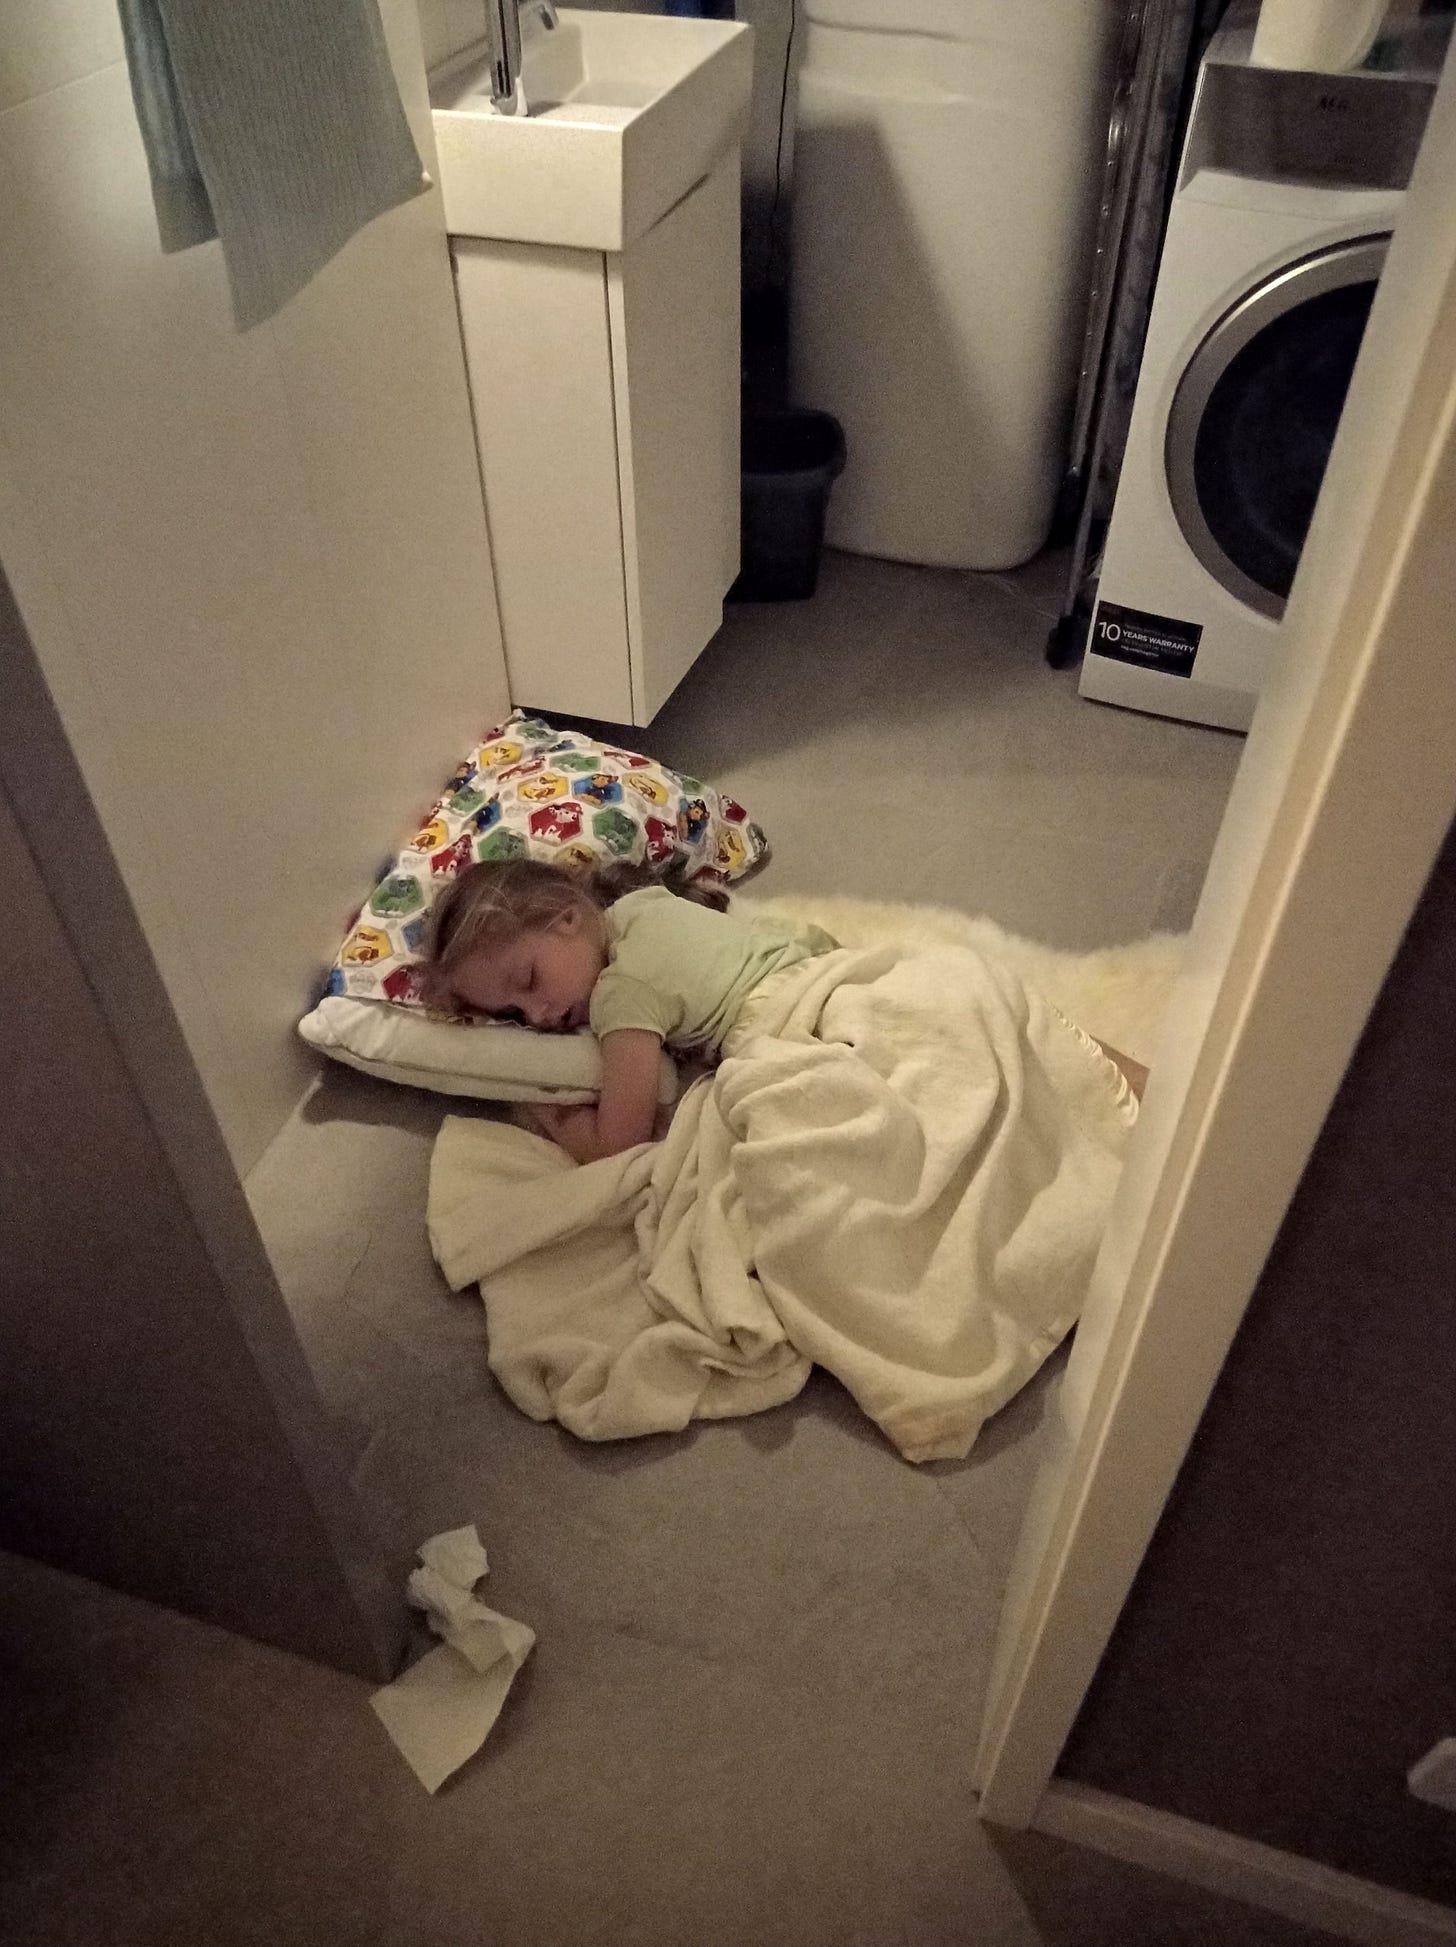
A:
1080;17;1438;731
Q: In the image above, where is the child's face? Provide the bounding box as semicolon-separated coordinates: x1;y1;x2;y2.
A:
451;905;606;1032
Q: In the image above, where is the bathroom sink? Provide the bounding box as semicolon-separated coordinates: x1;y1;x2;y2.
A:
430;9;753;252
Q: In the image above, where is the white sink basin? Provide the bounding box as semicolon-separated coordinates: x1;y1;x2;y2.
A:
430;10;753;253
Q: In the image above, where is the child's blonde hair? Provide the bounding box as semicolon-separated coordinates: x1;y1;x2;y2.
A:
420;857;724;1011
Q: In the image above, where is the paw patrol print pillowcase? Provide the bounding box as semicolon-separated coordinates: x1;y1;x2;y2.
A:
298;713;768;1102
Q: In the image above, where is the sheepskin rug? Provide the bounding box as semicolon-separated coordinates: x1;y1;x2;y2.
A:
734;891;1184;1062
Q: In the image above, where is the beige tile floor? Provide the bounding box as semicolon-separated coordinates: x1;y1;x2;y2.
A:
634;549;1243;941
2;552;1331;1947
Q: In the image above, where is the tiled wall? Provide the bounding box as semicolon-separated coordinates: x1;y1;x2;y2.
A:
417;0;488;70
0;0;510;1173
0;0;123;110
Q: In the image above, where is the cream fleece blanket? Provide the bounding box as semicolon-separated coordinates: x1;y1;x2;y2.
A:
428;914;1166;1462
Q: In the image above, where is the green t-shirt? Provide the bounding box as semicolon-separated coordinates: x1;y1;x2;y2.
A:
588;887;836;1053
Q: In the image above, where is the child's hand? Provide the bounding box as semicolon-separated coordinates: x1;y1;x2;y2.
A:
528;1103;597;1152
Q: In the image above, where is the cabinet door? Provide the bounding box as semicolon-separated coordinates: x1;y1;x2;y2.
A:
608;152;741;724
454;239;634;723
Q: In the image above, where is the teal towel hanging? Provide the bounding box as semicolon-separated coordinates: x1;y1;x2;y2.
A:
118;0;427;330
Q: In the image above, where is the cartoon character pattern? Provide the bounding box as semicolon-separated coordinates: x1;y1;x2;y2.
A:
326;711;767;1011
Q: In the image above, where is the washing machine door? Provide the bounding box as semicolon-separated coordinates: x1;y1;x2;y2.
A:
1165;233;1388;620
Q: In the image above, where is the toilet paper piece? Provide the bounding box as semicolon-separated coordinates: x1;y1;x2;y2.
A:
417;1524;489;1589
371;1525;535;1792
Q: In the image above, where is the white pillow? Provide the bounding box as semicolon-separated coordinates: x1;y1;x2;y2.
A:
298;995;679;1105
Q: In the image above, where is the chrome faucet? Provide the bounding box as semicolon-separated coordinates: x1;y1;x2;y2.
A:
483;0;559;113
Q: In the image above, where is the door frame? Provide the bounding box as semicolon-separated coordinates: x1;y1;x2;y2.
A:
975;37;1456;1825
0;562;406;1681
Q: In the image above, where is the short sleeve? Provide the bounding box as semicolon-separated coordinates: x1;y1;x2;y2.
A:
589;968;682;1043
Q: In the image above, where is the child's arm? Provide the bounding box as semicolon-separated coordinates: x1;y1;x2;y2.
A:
531;1029;663;1163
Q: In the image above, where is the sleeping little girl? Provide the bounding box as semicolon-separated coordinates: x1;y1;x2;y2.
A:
422;858;1146;1163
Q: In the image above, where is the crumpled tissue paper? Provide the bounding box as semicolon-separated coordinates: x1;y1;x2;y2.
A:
371;1525;535;1791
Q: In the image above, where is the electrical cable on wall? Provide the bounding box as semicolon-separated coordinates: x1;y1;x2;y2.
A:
768;0;797;287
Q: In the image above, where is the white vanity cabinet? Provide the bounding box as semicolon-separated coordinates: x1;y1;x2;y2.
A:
452;149;740;725
431;11;752;727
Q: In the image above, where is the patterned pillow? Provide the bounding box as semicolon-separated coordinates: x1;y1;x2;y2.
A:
297;714;767;1103
323;712;767;1011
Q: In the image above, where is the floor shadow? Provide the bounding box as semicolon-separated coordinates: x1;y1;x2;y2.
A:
296;1063;507;1141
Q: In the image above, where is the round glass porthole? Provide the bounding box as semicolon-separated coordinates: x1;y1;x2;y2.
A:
1165;235;1388;619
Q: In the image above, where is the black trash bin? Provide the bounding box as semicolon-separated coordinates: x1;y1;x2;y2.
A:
731;408;846;602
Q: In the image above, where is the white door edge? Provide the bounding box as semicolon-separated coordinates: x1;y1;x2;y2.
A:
1033;1783;1456;1947
975;40;1456;1827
